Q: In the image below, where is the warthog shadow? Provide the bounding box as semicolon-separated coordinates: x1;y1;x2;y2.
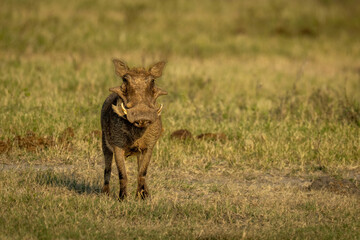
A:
36;170;102;194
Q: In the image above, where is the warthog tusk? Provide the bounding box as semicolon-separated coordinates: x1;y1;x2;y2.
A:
112;104;123;117
157;104;163;116
121;102;128;115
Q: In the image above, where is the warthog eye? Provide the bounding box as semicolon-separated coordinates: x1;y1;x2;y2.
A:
120;85;127;94
121;75;130;93
122;75;129;82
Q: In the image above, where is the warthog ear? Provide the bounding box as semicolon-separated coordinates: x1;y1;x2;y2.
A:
149;61;166;78
154;87;168;99
109;86;126;101
113;59;129;77
109;86;121;93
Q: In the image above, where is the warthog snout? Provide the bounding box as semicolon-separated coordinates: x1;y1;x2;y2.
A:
121;103;163;128
133;120;151;128
128;107;155;128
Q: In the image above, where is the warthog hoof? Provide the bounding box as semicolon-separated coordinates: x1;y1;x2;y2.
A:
118;189;127;201
136;189;150;200
102;185;110;195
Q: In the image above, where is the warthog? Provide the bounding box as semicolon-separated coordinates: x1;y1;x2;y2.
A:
101;59;167;200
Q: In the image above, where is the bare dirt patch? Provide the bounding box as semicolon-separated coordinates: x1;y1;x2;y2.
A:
0;140;11;154
14;131;55;152
0;163;75;172
170;129;228;142
58;127;75;144
170;129;193;140
196;132;227;141
0;128;103;154
308;176;360;195
1;161;360;198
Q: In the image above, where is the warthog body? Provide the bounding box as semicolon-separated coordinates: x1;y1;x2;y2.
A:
101;59;167;199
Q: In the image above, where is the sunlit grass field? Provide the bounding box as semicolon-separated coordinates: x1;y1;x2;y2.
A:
1;0;360;239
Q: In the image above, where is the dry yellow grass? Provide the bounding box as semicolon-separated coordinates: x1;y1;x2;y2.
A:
1;0;360;239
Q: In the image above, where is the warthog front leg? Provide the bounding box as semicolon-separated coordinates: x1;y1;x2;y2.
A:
136;148;153;199
114;146;128;200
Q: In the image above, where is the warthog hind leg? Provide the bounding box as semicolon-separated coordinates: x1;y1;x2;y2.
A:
102;133;113;195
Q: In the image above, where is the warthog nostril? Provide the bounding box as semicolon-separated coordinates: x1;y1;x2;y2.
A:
134;120;152;128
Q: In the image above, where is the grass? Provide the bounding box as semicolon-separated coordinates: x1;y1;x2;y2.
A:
1;0;360;239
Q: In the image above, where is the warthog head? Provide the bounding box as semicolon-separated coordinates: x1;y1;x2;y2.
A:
110;59;167;128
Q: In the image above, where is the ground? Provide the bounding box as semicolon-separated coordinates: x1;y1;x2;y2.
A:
0;0;360;239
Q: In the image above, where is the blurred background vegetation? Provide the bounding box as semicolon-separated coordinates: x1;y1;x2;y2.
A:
1;0;359;57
